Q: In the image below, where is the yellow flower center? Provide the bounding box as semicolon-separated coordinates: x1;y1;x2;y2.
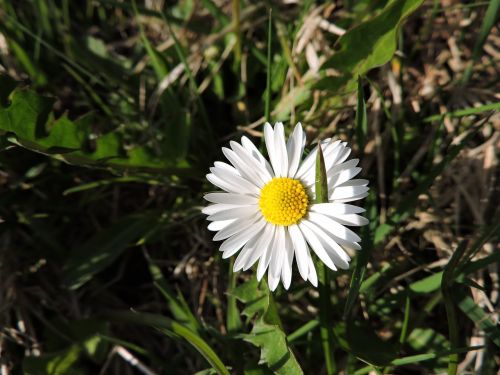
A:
259;177;309;226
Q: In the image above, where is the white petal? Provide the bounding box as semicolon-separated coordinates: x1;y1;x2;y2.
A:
333;192;369;203
214;161;239;175
206;173;238;194
287;123;305;178
330;185;369;201
233;234;259;271
207;220;234;231
310;202;365;215
204;193;257;205
330;167;361;188
310;203;368;226
273;122;288;177
213;213;259;241
332;145;351;167
207;172;259;196
235;224;273;272
329;214;369;226
303;220;350;269
207;205;258;221
298;139;339;186
241;136;274;176
210;167;260;195
222;147;265;188
310;219;362;250
202;203;240;216
298;221;337;271
230;141;273;183
257;226;278;280
220;219;266;258
327;158;359;177
281;232;294;290
268;271;280;291
307;254;318;287
270;226;285;278
338;179;369;187
243;224;275;271
296;139;332;180
264;122;281;177
323;141;346;171
307;211;361;243
288;224;310;281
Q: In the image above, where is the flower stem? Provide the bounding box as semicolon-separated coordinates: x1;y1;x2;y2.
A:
315;144;336;374
319;263;336;375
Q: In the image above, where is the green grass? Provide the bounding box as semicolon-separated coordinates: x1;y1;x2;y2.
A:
0;1;499;374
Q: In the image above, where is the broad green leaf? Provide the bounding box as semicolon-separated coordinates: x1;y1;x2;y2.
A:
63;212;159;289
106;310;230;375
317;0;424;92
0;75;190;172
409;272;443;294
231;278;303;375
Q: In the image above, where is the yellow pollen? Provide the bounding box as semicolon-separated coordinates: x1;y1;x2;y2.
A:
259;177;309;226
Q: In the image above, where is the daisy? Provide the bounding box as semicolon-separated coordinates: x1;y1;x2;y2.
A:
202;122;369;291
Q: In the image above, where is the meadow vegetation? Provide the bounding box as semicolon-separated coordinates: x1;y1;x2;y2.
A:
0;0;499;374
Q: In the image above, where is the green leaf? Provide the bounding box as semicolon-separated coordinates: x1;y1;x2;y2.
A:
106;310;230;375
63;212;159;289
314;143;329;204
317;0;424;92
453;288;500;348
232;279;303;375
0;75;189;172
409;272;443;294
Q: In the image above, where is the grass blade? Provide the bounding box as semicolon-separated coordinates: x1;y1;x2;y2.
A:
264;8;272;123
355;76;368;152
106;310;230;375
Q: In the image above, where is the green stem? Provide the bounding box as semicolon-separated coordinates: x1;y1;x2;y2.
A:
264;8;272;123
315;145;336;374
443;287;459;375
319;263;336;375
231;0;241;65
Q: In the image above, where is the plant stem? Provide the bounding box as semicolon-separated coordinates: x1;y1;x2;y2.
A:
264;8;272;123
319;263;336;374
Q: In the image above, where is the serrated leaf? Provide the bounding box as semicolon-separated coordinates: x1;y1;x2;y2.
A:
317;0;424;92
0;75;190;172
232;279;303;374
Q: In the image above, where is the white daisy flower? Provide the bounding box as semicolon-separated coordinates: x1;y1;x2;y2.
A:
202;122;369;291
